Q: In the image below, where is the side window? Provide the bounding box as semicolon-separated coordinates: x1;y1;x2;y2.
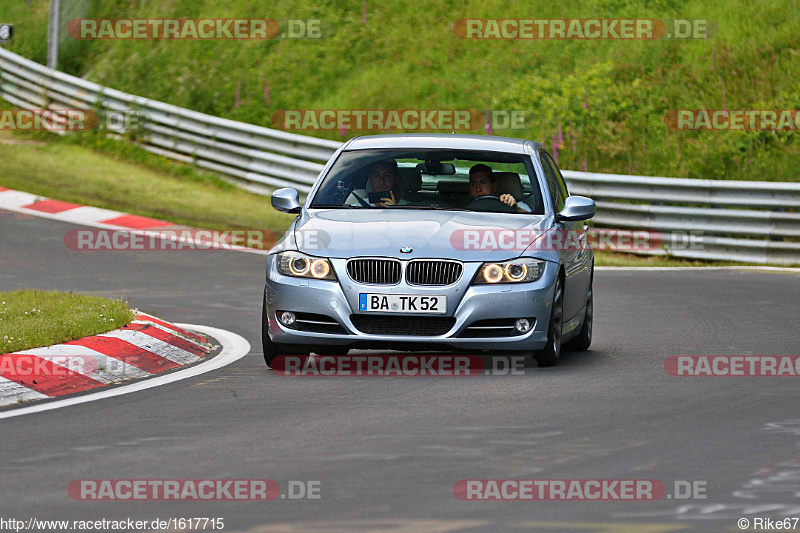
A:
549;153;570;201
539;151;565;212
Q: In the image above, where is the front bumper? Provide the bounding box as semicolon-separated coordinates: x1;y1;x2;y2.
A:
265;257;558;352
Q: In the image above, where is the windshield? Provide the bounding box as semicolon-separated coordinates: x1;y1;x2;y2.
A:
309;149;544;214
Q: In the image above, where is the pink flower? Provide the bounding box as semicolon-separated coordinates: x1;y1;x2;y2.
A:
551;133;559;164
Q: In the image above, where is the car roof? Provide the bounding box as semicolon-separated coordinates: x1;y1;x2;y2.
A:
343;133;542;154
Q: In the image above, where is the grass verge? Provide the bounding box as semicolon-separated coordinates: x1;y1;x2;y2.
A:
0;290;136;354
3;0;798;181
592;251;776;267
0;132;296;231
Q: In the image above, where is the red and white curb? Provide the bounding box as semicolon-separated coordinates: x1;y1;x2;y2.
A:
0;187;179;230
0;187;268;255
0;312;216;408
0;323;250;420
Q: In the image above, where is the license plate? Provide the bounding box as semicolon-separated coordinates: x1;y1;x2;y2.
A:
359;293;447;314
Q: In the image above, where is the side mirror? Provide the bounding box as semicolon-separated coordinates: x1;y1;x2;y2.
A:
557;195;596;222
271;188;302;213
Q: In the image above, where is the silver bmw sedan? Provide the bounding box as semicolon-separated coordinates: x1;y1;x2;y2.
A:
263;134;596;367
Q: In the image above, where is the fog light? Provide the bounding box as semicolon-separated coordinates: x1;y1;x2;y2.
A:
280;311;296;326
514;318;531;333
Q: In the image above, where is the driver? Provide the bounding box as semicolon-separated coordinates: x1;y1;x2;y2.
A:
345;160;406;207
468;164;531;213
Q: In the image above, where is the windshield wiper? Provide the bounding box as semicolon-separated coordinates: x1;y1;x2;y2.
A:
428;206;471;211
312;204;473;211
382;204;436;209
383;205;472;211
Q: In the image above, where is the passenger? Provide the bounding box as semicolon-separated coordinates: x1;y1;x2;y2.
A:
468;164;531;213
345;160;406;207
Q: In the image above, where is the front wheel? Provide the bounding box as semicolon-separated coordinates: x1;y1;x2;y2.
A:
564;277;592;352
534;275;563;367
262;293;308;367
262;294;282;367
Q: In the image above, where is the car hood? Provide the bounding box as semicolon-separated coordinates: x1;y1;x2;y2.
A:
293;209;551;261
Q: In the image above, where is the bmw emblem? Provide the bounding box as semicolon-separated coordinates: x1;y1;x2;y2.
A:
400;246;413;254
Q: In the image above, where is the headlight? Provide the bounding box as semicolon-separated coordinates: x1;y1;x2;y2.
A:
473;258;544;284
276;252;336;280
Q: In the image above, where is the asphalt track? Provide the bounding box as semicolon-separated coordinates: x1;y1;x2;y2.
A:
1;207;800;532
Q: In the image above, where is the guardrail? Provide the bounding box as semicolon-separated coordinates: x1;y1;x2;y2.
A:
563;171;800;264
0;47;339;194
1;48;798;264
562;170;800;209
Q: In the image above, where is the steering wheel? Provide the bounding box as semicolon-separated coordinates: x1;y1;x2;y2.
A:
465;195;517;213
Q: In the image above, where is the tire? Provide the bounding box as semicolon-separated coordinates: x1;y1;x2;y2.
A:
261;293;310;366
564;275;593;352
262;293;282;367
534;274;564;367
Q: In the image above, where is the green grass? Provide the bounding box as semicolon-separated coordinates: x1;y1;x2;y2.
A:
0;290;135;354
1;0;797;181
0;134;295;231
592;251;790;267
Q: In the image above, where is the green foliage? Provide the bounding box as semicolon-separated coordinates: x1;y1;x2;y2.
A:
1;0;798;180
0;290;135;354
497;61;646;172
0;135;296;231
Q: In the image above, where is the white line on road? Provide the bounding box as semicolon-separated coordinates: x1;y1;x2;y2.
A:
596;266;800;272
